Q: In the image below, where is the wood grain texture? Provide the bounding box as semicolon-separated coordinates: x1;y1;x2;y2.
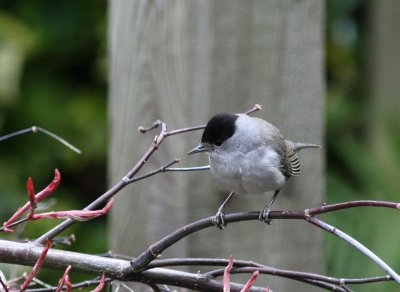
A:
108;1;325;290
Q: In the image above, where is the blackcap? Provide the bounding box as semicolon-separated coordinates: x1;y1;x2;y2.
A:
188;113;319;228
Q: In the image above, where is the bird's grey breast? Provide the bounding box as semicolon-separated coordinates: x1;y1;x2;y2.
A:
209;146;287;194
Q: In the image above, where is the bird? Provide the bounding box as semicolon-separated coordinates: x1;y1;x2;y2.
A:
187;112;319;229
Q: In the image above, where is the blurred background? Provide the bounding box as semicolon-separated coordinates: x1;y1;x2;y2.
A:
0;0;399;290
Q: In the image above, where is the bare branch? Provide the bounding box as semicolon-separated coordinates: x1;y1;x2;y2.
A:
0;239;266;292
0;126;81;154
164;103;262;137
126;158;181;184
25;276;111;292
149;258;392;286
244;103;262;115
307;216;400;284
165;165;210;172
131;200;400;282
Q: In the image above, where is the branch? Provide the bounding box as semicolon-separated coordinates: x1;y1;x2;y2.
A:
163;103;262;137
130;200;400;282
125;158;180;184
1;238;392;291
25;276;110;292
148;258;391;289
0;240;265;292
307;216;400;284
21;240;51;291
0;126;81;154
55;266;72;292
30;199;113;221
2;170;61;232
165;165;210;172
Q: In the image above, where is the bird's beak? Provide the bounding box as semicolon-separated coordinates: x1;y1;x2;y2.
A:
187;143;210;155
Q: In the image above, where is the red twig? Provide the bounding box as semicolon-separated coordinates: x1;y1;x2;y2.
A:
30;199;114;221
90;273;106;292
20;240;51;291
2;169;61;232
241;271;260;292
27;177;37;219
56;266;72;292
223;256;234;292
244;103;262;115
223;256;262;292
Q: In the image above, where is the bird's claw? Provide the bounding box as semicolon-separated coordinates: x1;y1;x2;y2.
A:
259;208;273;225
213;209;227;229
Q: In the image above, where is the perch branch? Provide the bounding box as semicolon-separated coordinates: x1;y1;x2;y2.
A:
130;200;400;283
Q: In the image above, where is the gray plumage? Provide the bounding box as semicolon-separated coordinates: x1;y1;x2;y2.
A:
188;112;320;227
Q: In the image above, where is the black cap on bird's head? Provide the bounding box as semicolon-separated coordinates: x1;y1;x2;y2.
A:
187;113;238;155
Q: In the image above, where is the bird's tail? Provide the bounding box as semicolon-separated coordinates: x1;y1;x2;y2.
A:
286;140;321;152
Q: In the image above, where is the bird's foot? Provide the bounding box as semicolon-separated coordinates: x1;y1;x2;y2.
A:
213;209;227;229
259;207;273;225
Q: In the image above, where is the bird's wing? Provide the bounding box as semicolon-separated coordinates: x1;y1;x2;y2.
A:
281;140;301;177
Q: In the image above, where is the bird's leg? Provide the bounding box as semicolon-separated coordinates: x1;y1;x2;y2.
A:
259;190;280;225
213;192;235;229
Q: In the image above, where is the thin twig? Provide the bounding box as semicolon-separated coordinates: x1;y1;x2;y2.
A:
25;277;112;292
55;266;72;292
307;216;400;284
244;103;262;115
0;126;81;154
206;267;351;291
0;217;30;232
164;103;262;137
126;158;181;184
51;235;76;246
0;239;266;291
21;240;51;291
30;277;53;288
164;165;210;172
148;258;392;285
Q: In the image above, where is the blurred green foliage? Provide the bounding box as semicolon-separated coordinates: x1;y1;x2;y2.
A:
0;0;399;290
326;1;400;291
0;0;107;286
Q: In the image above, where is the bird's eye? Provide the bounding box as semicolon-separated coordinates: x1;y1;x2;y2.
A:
214;140;222;146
